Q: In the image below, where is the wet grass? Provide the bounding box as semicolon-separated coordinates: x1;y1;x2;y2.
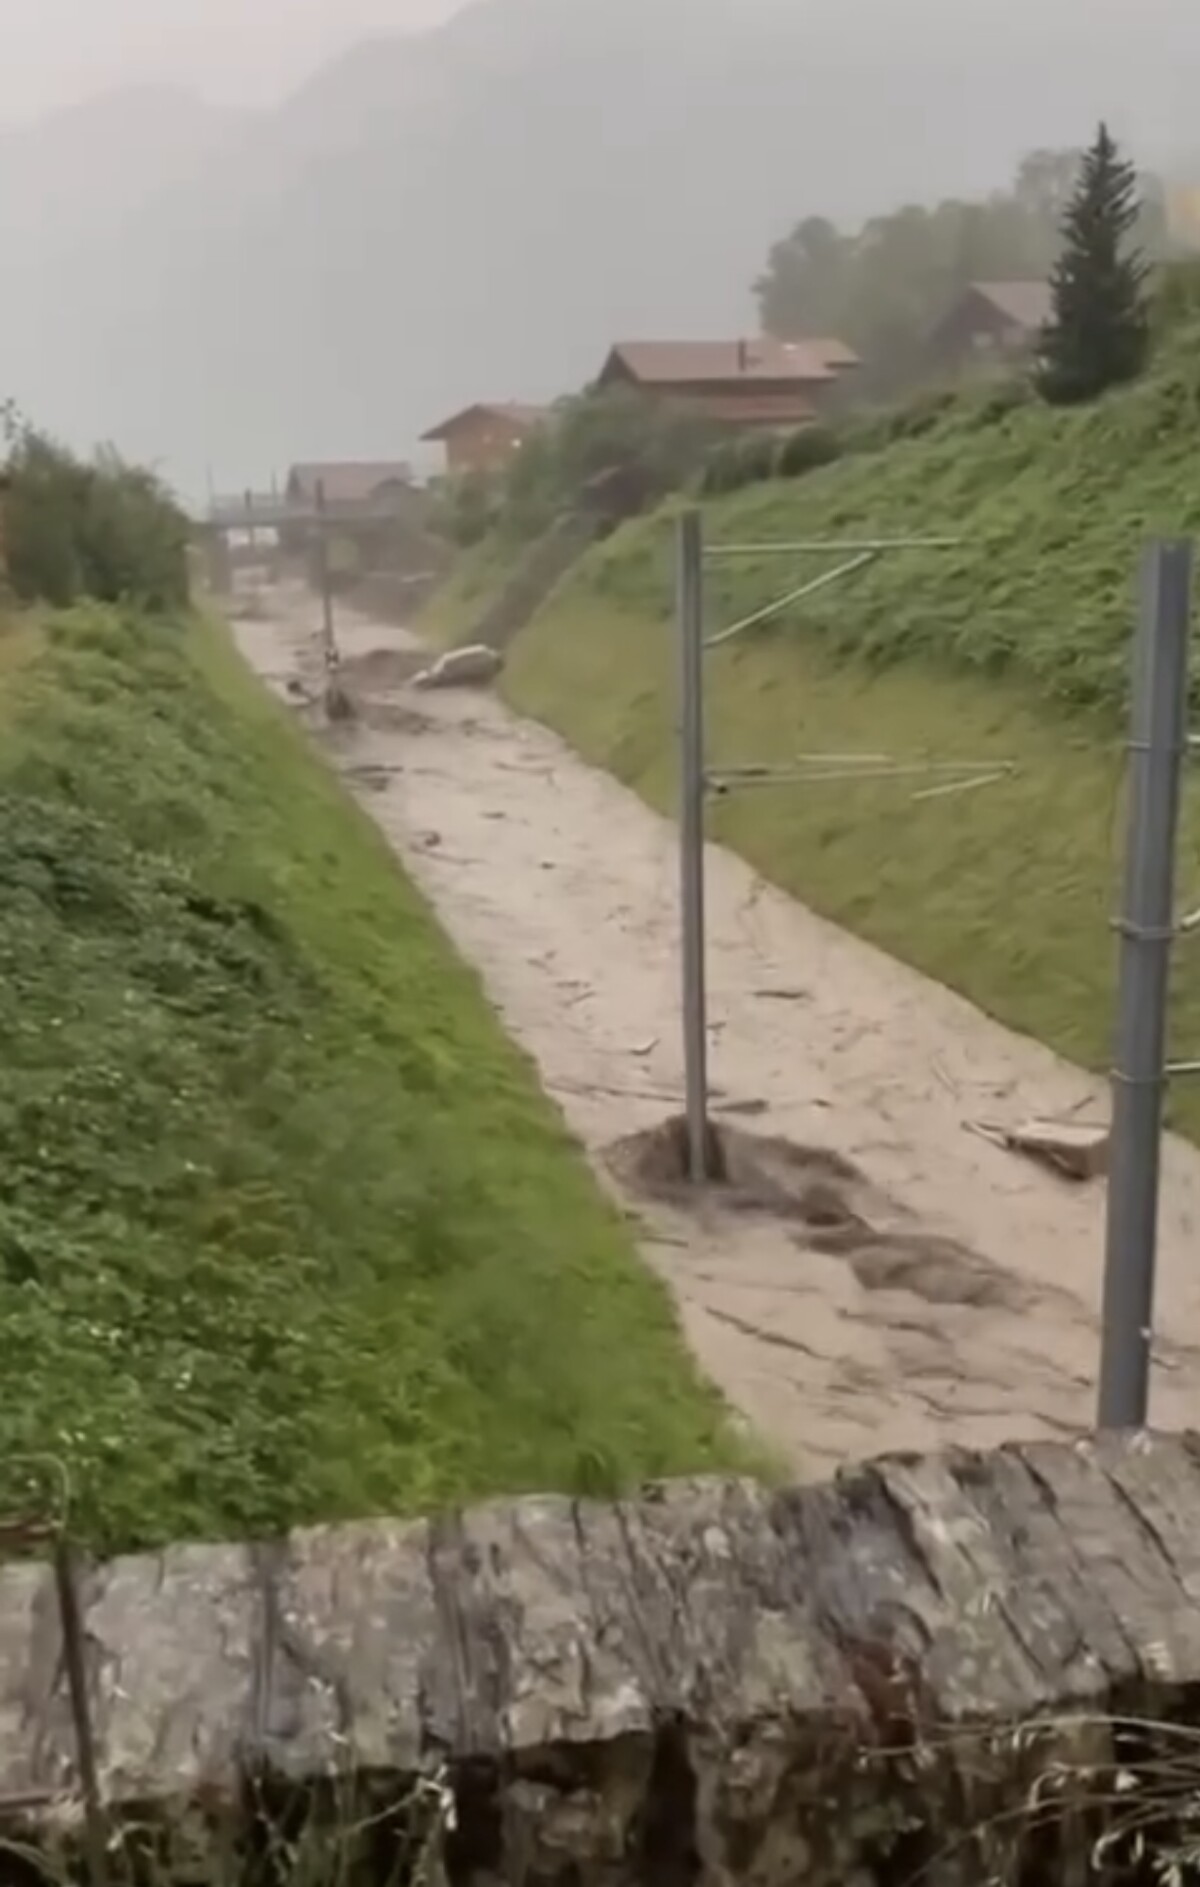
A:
494;325;1200;1139
416;533;523;649
0;604;753;1552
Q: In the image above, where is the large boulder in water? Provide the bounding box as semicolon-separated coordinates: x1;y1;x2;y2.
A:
412;644;504;690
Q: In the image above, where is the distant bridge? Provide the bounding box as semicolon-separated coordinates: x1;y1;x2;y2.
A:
198;491;424;533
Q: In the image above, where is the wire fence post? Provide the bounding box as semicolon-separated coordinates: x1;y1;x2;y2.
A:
677;508;711;1181
1098;538;1193;1431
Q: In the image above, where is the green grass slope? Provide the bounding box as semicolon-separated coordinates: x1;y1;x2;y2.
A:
0;605;749;1552
501;328;1200;1137
417;533;525;649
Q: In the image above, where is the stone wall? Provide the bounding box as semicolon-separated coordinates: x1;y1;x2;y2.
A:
6;1432;1200;1883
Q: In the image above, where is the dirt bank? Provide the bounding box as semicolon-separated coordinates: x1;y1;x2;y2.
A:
231;585;1200;1475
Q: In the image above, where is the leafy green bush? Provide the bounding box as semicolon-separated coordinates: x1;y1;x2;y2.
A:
775;424;841;478
882;385;961;442
3;414;188;611
732;430;779;487
465;389;725;541
837;384;961;456
699;436;748;496
430;467;501;548
700;428;797;496
965;376;1035;429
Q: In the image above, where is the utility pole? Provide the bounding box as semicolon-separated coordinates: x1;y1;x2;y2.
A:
1098;539;1193;1430
677;509;712;1181
672;521;986;1189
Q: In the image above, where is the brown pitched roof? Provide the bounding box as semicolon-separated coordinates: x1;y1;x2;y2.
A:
420;402;549;443
286;461;413;505
602;337;857;387
969;281;1053;332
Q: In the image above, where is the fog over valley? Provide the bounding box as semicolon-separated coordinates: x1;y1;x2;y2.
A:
1;0;1196;497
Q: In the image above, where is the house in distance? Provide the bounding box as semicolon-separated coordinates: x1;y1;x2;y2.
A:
594;337;859;429
285;461;416;516
277;461;431;575
928;281;1052;376
420;404;548;476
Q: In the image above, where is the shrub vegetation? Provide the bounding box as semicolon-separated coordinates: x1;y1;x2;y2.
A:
3;408;189;611
0;421;748;1551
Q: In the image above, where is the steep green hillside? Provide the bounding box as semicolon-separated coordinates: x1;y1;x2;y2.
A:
0;605;749;1552
418;531;523;649
501;329;1200;1134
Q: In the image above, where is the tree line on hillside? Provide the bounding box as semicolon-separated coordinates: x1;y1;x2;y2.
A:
756;132;1172;402
436;125;1173;548
1;405;189;612
762;121;1162;409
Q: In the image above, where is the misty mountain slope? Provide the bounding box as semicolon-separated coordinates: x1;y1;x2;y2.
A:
0;85;248;269
1;0;1195;496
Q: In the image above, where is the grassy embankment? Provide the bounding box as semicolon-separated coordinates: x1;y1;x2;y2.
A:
425;326;1200;1137
415;528;530;649
0;603;751;1553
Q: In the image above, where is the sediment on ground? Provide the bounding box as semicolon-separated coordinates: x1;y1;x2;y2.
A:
0;603;750;1554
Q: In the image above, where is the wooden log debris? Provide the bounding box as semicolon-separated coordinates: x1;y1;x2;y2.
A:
1004;1117;1111;1181
5;1432;1200;1882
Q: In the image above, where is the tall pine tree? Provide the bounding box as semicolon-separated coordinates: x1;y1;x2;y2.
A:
1037;123;1149;405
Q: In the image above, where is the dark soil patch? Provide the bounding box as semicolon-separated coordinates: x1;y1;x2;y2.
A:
810;1227;1033;1313
607;1114;876;1228
610;1114;1034;1315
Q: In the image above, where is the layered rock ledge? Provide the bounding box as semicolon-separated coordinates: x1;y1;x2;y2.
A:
5;1431;1200;1883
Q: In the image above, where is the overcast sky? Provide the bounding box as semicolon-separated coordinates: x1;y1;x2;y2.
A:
0;0;467;120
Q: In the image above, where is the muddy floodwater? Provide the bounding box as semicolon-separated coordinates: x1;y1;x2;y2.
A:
232;585;1200;1473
